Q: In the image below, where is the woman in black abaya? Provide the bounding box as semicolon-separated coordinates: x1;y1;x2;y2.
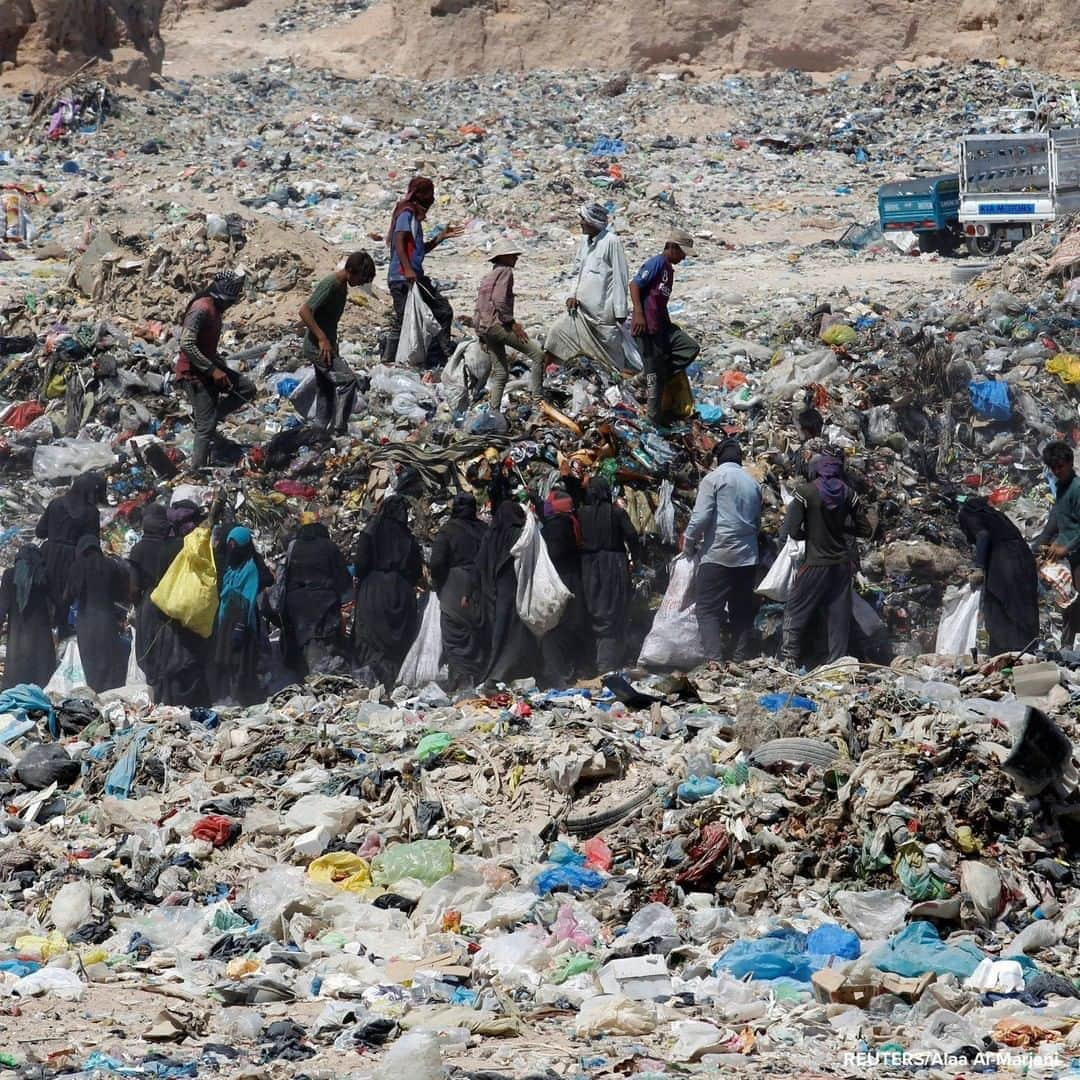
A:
577;476;641;674
473;499;538;683
35;471;105;636
539;488;587;686
0;546;55;689
958;496;1040;655
429;493;489;689
283;516;352;677
352;496;423;687
66;536;130;692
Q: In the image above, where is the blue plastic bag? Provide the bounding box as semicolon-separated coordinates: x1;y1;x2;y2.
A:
677;775;721;802
806;924;860;960
590;137;626;157
969;379;1011;421
534;865;605;895
547;841;585;866
759;693;817;713
713;929;821;983
870;920;985;979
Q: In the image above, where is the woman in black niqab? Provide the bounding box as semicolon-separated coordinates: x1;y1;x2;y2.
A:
577;476;641;674
352;495;423;687
66;535;130;692
35;471;105;636
958;496;1039;655
0;545;55;689
429;493;489;688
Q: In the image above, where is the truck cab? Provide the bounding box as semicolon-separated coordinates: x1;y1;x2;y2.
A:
877;174;960;254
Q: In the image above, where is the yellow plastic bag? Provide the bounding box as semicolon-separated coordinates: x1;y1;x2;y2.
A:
14;931;69;961
307;852;373;893
821;324;858;347
661;371;695;420
150;526;218;638
1046;353;1080;384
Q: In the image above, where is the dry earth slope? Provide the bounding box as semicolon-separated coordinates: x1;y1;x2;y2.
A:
1;0;1079;84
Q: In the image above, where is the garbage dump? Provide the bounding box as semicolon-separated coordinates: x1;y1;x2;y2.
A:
2;47;1080;1079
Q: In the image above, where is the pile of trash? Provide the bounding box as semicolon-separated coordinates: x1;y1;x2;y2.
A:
3;53;1080;1077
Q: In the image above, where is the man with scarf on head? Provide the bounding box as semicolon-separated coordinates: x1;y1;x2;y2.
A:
36;471;105;637
539;487;587;686
683;438;762;663
781;449;872;668
352;496;424;689
383;176;463;366
0;546;54;689
282;512;352;677
578;476;642;674
175;270;257;470
472;498;539;683
429;493;489;689
212;527;273;706
957;496;1039;656
66;536;131;693
537;203;631;393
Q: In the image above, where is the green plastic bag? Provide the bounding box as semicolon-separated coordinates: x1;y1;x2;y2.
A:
821;324;857;347
415;732;452;763
372;839;454;886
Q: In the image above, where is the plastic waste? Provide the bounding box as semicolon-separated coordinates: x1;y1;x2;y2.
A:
372;839;454;886
574;994;658;1036
50;882;93;936
150;526;218;638
755;537;804;601
394;288;442;368
870;920;984;979
397;592;444;687
638;555;704;669
835;890;912;939
533;865;605;895
511;508;572;636
934;584;980;655
32;438;116;479
374;1031;443;1080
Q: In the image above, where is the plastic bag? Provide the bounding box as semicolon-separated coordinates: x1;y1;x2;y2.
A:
756;537;804;602
655;479;676;545
575;995;658;1037
870;920;984;980
442;339;490;412
374;1032;443;1080
934;585;980;655
397;592;443;687
661;371;694;419
395;286;442;368
372;839;453;886
46;638;89;697
969;379;1011;421
511;509;572;637
32;438;116;480
638;555;703;669
620;322;643;372
834;889;912;939
1039;559;1077;609
151;526;218;638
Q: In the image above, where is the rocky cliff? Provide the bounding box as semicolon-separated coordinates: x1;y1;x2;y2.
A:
2;0;1080;86
337;0;1080;78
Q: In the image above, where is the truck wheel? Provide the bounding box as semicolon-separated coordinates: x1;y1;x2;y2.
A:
969;232;1001;257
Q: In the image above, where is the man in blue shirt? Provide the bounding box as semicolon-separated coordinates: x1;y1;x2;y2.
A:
629;228;701;425
682;438;762;661
383;176;463;366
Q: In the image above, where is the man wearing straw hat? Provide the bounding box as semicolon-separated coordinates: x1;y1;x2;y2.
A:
474;240;544;412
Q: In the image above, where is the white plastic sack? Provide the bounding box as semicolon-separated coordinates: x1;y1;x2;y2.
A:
511;509;572;637
755;538;804;602
33;438;116;480
395;286;442;368
935;585;980;656
397;592;444;688
46;638;90;697
442;339;491;413
620;322;643;372
638;556;704;669
126;630;147;688
288;369;318;419
655;479;677;546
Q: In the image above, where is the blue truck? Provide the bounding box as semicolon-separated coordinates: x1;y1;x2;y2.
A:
877;174;960;254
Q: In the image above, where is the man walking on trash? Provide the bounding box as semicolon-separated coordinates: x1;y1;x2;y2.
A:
1041;440;1080;644
473;241;544;412
682;437;762;664
298;251;375;434
536;203;630;395
630;229;700;426
383;176;464;366
175;270;256;471
781;449;872;668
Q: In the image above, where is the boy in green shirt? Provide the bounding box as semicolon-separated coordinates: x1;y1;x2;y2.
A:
298;251;375;433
